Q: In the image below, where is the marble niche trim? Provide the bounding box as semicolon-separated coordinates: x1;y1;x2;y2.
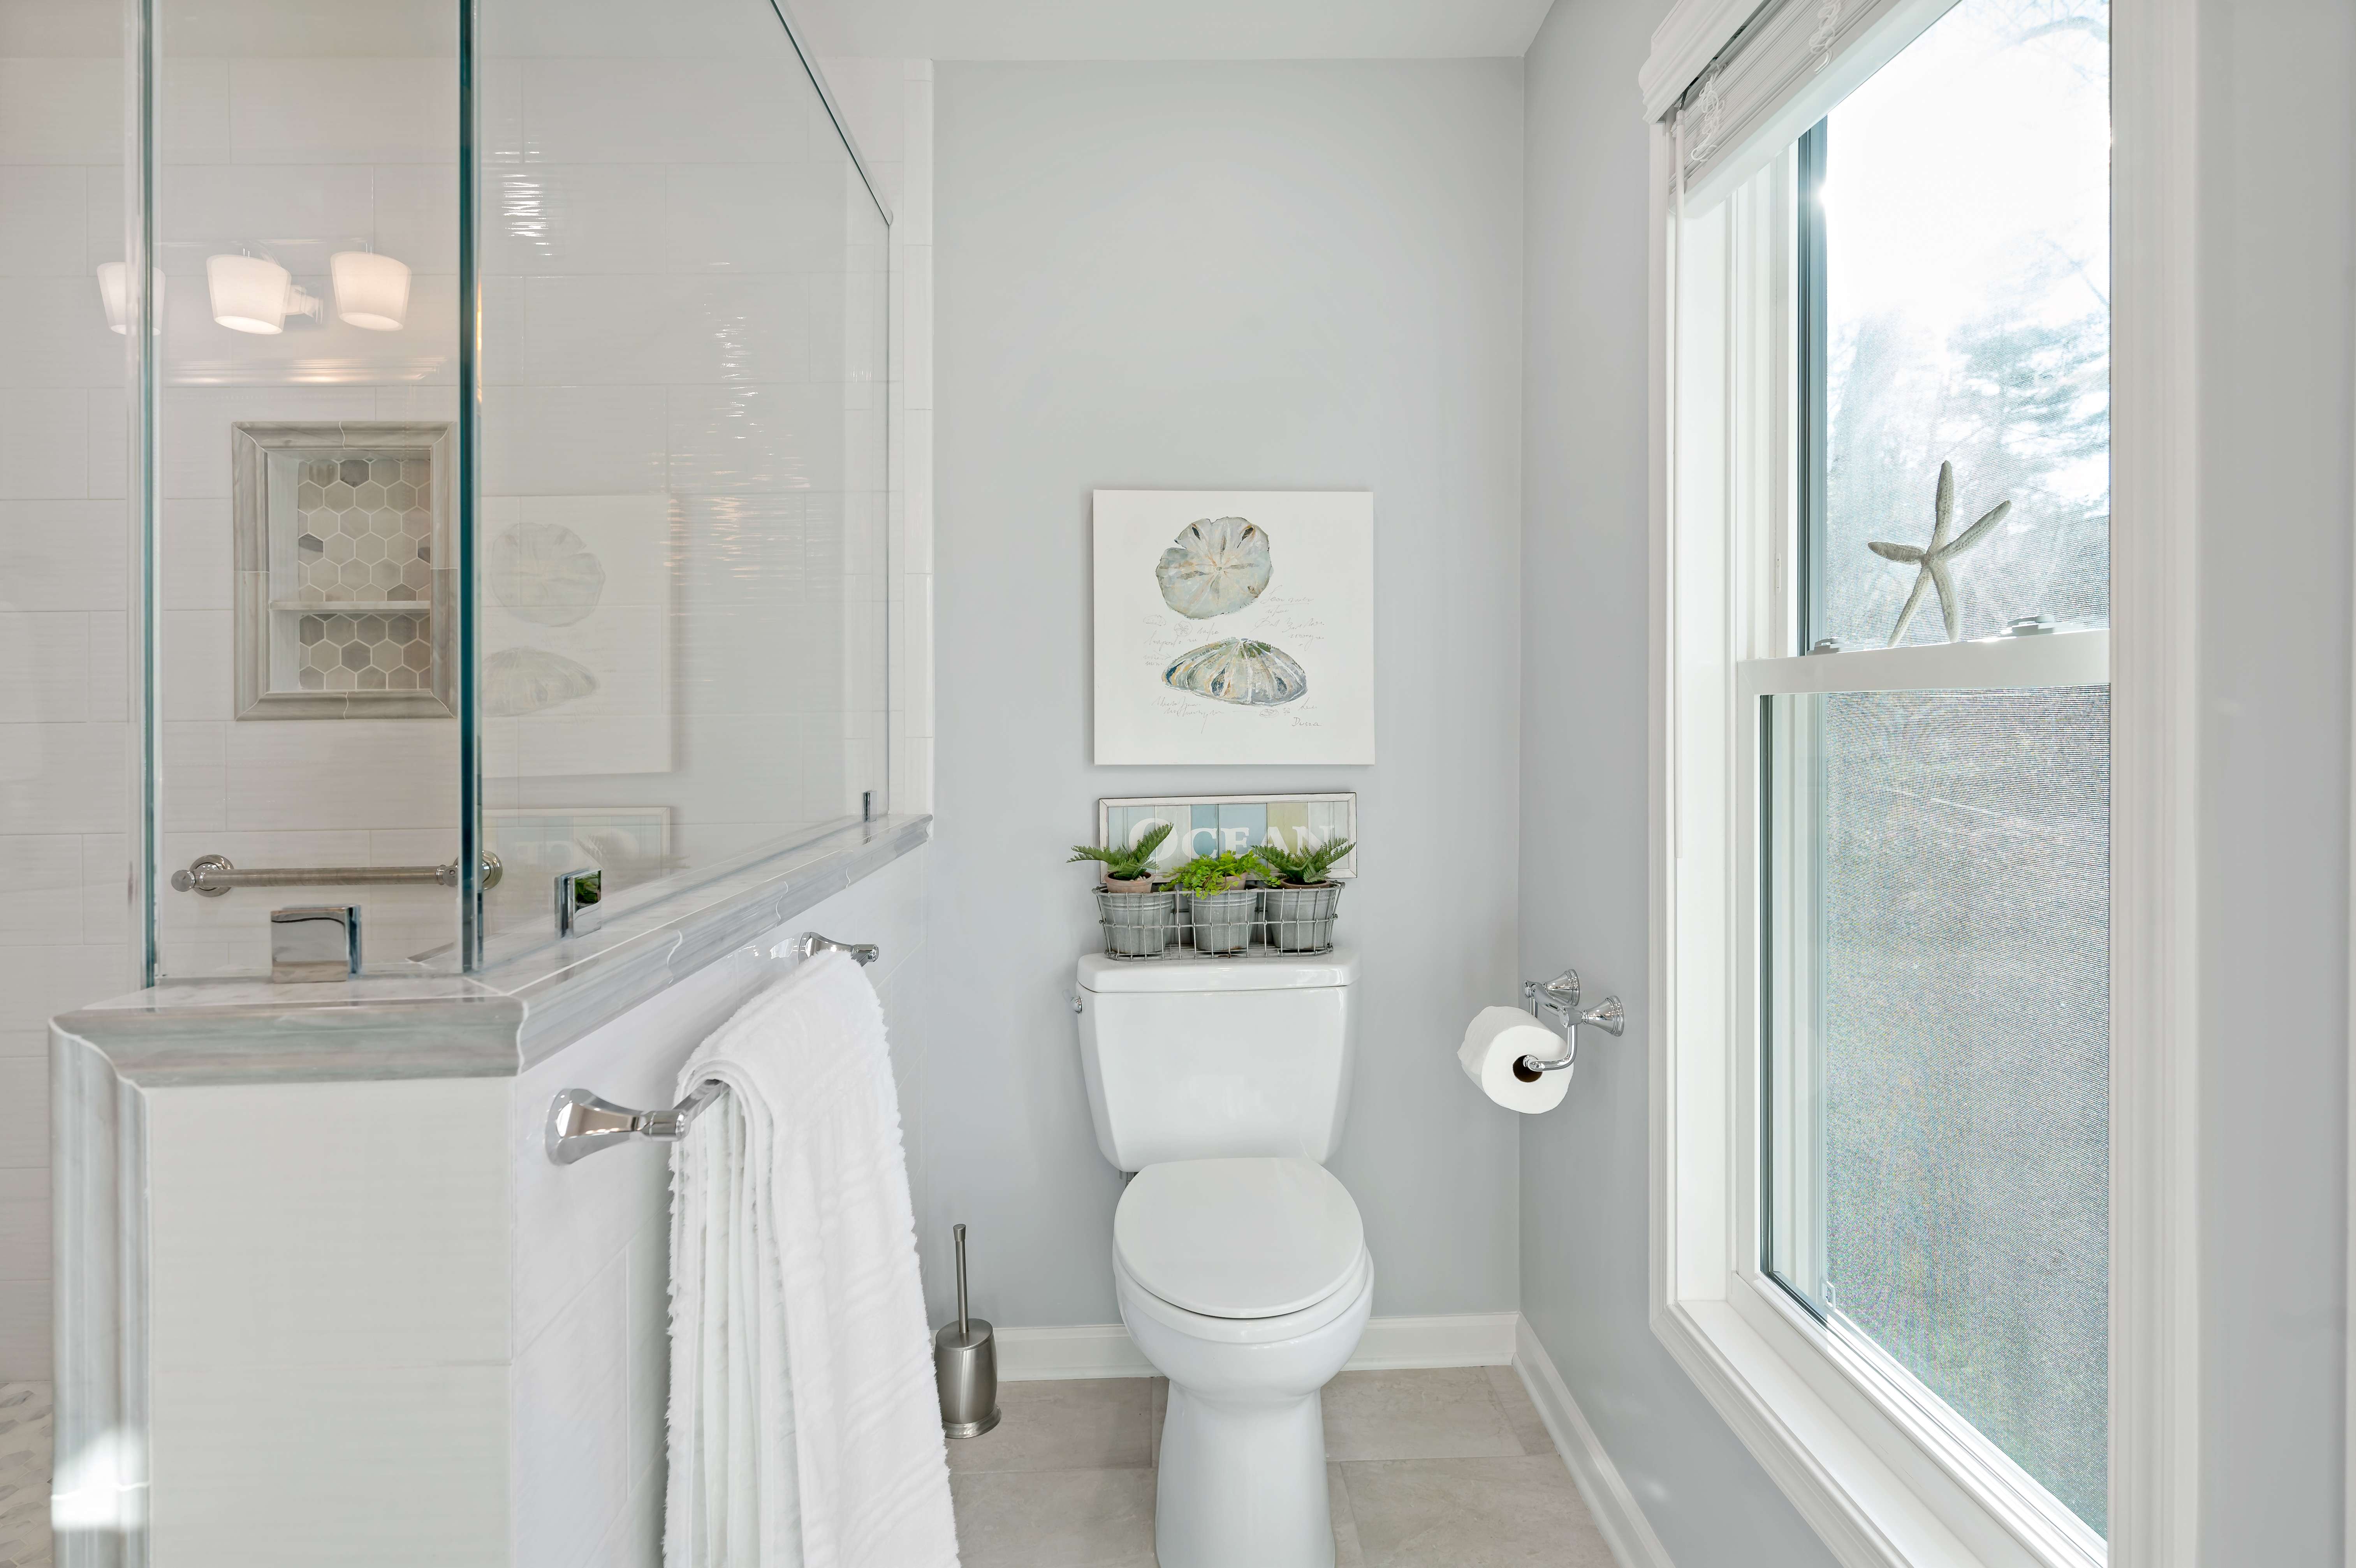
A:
232;422;458;721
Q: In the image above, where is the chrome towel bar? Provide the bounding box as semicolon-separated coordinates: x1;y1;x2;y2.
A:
544;931;879;1164
171;850;504;896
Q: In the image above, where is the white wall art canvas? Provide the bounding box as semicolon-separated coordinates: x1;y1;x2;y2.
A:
1093;489;1374;764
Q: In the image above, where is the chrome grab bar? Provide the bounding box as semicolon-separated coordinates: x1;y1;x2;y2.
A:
544;931;880;1164
1516;970;1626;1079
171;851;503;896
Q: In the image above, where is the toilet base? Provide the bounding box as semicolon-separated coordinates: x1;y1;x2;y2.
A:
1155;1383;1334;1568
1114;1251;1374;1568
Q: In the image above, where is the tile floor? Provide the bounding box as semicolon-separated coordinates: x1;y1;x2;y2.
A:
948;1366;1619;1568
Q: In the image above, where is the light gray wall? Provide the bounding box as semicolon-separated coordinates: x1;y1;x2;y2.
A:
1515;0;1841;1561
927;59;1526;1327
2194;0;2354;1555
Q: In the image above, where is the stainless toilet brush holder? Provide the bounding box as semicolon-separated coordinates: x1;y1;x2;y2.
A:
935;1223;1001;1438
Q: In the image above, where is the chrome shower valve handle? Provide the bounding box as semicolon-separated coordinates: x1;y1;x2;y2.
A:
1516;969;1626;1078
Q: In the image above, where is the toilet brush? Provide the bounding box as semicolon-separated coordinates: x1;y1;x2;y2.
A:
934;1223;1001;1438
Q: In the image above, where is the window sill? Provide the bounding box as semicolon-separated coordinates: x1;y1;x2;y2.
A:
1653;1283;2103;1568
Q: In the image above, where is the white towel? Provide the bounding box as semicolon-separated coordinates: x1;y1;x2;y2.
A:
664;950;960;1568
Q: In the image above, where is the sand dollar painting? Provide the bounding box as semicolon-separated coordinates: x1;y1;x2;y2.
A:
1094;490;1374;764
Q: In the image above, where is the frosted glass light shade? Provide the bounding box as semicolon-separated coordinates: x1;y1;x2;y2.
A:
207;253;292;334
329;251;410;331
95;263;164;334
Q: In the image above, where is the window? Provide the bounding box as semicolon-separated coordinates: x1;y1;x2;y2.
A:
1645;0;2133;1560
1762;0;2113;1548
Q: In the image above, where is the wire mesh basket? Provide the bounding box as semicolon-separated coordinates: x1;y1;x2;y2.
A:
1095;888;1177;959
1094;882;1342;959
1258;883;1343;953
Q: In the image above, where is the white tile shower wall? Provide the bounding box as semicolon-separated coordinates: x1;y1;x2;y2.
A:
0;19;130;1383
476;17;910;917
150;34;465;974
815;54;934;816
507;845;931;1567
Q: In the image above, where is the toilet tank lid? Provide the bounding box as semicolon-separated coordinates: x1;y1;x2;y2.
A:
1077;949;1358;993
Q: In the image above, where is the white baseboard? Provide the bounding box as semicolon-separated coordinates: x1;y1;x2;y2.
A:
996;1311;1520;1383
1512;1316;1677;1568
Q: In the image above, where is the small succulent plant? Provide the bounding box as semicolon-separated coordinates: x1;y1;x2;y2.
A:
1167;850;1262;895
1252;836;1355;887
1067;822;1173;886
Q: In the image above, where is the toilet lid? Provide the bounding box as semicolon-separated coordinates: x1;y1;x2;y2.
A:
1115;1157;1365;1319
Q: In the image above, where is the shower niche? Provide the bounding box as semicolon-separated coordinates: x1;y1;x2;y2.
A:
233;422;456;718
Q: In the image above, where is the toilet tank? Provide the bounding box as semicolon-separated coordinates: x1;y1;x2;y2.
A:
1075;949;1360;1171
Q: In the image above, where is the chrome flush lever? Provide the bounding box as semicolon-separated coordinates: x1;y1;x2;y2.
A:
1516;970;1625;1079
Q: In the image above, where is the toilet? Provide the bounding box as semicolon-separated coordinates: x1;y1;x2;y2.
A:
1075;949;1370;1568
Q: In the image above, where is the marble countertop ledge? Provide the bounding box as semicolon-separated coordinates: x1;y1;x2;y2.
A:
52;814;931;1087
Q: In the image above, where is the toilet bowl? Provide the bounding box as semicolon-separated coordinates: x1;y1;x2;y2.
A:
1111;1156;1374;1568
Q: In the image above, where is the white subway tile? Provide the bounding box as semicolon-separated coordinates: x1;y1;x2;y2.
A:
522;59;808;167
160;609;234;721
0;276;123;389
158;385;376;500
160;718;224;832
0;836;82;946
229;58;458;165
668;382;844;495
0;722;126;833
0;388;90;500
0;500;125;610
0;167;87;274
0;947;124;1037
87;611;126;722
370;162;460;274
482;384;666;497
80;834;128;946
0;59;121;165
158;58;230;165
901;243;932;412
0;612;89;722
221;716;456;831
86;389;126;499
482;164;665;277
156;161;375;254
159;499;232;610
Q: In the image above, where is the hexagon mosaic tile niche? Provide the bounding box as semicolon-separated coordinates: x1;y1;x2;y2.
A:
233;424;455;718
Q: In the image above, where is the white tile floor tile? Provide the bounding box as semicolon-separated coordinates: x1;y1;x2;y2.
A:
949;1367;1608;1568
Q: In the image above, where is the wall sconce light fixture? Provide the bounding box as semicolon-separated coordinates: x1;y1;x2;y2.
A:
206;252;322;334
95;262;165;334
327;250;410;331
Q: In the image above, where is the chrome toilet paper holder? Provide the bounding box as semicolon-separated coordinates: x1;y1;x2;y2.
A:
1517;970;1625;1079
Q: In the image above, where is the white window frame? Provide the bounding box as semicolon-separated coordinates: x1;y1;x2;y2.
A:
1642;4;2202;1566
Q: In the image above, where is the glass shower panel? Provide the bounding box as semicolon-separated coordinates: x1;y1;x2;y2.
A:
148;0;463;977
475;0;889;954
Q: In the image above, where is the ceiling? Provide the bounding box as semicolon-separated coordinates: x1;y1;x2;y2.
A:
783;0;1556;60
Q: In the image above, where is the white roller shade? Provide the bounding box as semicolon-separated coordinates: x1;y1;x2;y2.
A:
1642;0;1961;207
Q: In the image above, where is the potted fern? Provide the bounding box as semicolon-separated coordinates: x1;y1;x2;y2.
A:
1070;823;1175;958
1167;850;1262;955
1252;837;1354;952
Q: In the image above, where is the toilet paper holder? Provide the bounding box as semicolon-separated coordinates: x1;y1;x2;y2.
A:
1516;970;1625;1079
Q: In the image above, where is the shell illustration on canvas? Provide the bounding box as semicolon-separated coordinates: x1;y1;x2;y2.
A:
1163;639;1308;707
1156;517;1272;619
488;521;606;627
483;647;598;717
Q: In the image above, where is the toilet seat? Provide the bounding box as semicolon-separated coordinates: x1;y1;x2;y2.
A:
1115;1156;1365;1319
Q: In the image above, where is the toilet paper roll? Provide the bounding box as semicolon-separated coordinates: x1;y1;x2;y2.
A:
1458;1006;1571;1114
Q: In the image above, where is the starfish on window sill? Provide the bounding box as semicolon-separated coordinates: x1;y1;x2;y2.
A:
1869;460;2012;646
